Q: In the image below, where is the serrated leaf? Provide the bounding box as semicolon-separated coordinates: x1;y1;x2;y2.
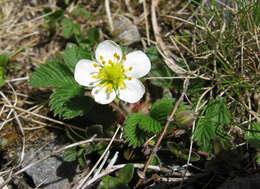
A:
124;114;162;147
63;147;77;162
124;114;147;147
138;114;162;134
119;163;134;184
63;45;92;73
194;119;216;152
205;97;231;126
98;176;129;189
61;18;73;39
30;60;75;87
150;98;175;125
50;84;94;119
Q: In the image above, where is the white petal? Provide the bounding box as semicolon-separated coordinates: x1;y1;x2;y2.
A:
118;78;145;103
124;50;151;78
74;59;100;87
95;40;122;64
91;86;116;104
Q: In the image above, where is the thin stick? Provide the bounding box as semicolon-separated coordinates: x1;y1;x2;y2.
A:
137;78;190;187
143;0;150;46
179;86;213;188
77;125;120;189
151;0;186;74
105;0;114;32
6;105;86;132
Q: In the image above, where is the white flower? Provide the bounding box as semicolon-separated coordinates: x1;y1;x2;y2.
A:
74;40;151;104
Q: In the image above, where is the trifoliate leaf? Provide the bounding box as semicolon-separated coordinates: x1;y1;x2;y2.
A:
30;60;75;87
150;98;176;125
63;45;92;73
50;84;94;119
119;163;134;184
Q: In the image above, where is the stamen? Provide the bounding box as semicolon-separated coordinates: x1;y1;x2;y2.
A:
128;77;132;80
102;60;106;65
129;67;133;71
97;84;102;87
123;56;126;61
94;63;98;68
120;87;124;90
100;56;104;60
92;75;97;79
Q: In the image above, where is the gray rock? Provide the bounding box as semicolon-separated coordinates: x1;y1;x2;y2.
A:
112;16;141;45
24;136;78;189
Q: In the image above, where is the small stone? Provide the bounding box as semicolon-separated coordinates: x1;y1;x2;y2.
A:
112;16;141;45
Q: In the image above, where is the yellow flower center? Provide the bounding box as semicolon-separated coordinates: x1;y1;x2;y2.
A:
92;53;132;93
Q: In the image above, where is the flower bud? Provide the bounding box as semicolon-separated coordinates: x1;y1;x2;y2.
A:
175;106;196;127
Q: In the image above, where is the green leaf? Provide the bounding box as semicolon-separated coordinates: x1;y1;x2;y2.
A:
63;147;77;161
254;0;260;26
245;122;260;148
61;19;73;39
138;114;162;134
148;61;175;88
205;97;231;126
43;8;64;20
150;98;175;125
50;85;94;119
146;46;160;62
63;45;92;73
194;118;215;152
86;28;99;45
72;8;91;18
0;67;6;88
73;23;81;36
124;114;162;147
65;0;70;5
124;114;148;147
0;53;9;67
98;176;129;189
119;163;134;184
30;60;75;87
